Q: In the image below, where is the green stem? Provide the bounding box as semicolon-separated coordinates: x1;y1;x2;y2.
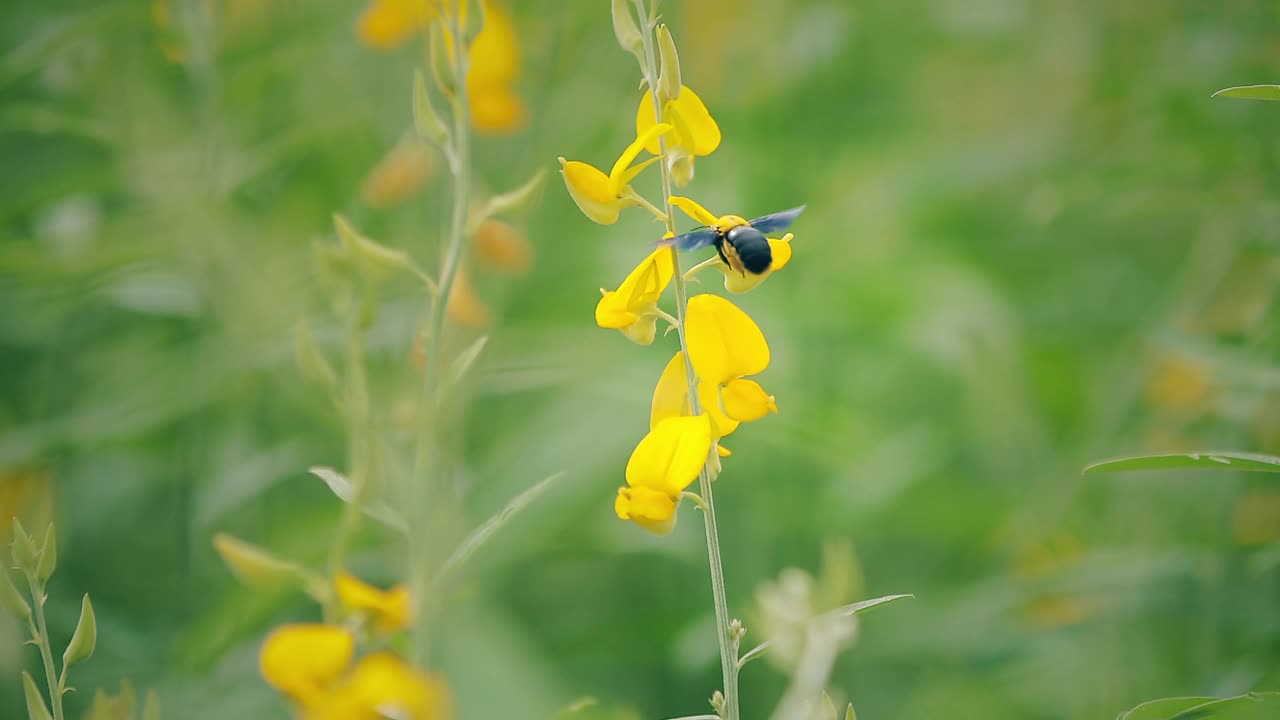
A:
410;8;472;664
327;316;371;599
634;3;740;718
26;575;64;720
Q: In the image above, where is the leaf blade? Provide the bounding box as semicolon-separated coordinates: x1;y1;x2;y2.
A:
1212;84;1280;101
1084;452;1280;475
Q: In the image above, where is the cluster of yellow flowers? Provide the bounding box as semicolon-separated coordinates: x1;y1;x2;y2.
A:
358;0;526;135
259;572;451;719
560;74;797;535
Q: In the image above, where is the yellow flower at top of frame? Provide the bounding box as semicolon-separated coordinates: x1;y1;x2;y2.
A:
595;247;674;345
335;571;413;633
357;0;439;50
259;624;355;703
671;196;795;293
615;414;713;535
559;123;672;225
636;85;721;186
303;652;453;720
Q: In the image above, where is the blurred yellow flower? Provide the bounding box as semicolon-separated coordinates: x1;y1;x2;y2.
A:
686;294;776;425
304;653;453;720
635;85;721;186
595;248;674;345
446;263;493;328
361;138;436;209
615;414;713;534
559;123;671;225
471;219;532;275
1144;353;1214;416
357;0;526;134
259;624;355;703
335;571;413;633
671;196;794;293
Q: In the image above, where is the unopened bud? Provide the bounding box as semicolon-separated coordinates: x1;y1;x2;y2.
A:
11;518;38;575
62;594;97;668
23;672;53;720
332;213;413;282
413;70;450;146
0;571;30;622
611;0;644;61
36;524;56;582
212;533;301;588
656;25;682;104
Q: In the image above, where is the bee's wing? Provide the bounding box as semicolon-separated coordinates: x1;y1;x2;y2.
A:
659;229;718;252
748;205;806;234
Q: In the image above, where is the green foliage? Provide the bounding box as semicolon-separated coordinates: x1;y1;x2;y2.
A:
1212;85;1280;101
1118;692;1279;720
1084;452;1280;474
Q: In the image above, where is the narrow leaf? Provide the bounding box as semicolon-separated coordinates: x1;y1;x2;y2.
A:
212;533;305;588
1085;452;1280;475
62;593;96;667
438;472;562;581
412;69;450;145
473;169;546;226
1119;693;1278;720
0;569;31;621
1212;85;1280;101
831;593;915;617
846;704;857;720
308;467;407;531
446;335;488;390
22;672;52;720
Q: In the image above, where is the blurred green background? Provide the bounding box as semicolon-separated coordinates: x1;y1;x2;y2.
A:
3;0;1280;718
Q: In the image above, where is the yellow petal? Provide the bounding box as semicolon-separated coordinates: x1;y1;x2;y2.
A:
469;83;527;135
720;378;777;422
594;290;638;330
610;122;673;186
625;414;713;496
472;219;531;275
651;351;740;437
358;0;436;50
685;294;770;384
469;0;519;86
259;624;355;702
636;89;663;155
595;249;672;343
559;158;621;225
651;352;694;427
334;572;413;633
717;444;732;457
615;485;678;535
769;234;794;271
305;652;452;720
667;86;720;156
669;152;696;187
669;196;720;227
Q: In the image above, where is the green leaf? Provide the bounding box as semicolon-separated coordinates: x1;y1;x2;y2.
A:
446;335;488;390
438;472;563;582
0;569;30;621
1119;692;1279;720
308;466;407;532
11;518;39;574
1084;452;1280;475
846;704;857;720
22;671;52;720
412;69;450;145
831;593;915;617
62;593;96;668
1212;85;1280;101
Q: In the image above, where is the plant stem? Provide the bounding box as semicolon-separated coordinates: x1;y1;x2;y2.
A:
634;3;739;718
410;8;472;663
326;316;371;594
26;575;64;720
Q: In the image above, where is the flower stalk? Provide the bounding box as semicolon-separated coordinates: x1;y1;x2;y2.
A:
634;1;740;717
26;573;65;720
410;5;473;663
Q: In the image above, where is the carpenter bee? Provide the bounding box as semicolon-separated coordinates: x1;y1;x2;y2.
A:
665;206;805;276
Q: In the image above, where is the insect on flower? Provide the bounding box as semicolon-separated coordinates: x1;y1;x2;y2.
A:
665;206;806;276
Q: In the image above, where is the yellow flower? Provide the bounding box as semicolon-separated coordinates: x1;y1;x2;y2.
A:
304;653;453;720
446;263;492;328
357;0;526;135
671;196;794;293
361;138;436;209
651;351;739;441
259;624;355;703
685;294;777;424
471;219;532;275
559;123;671;225
335;572;413;633
615;414;713;534
635;85;721;186
595;248;674;345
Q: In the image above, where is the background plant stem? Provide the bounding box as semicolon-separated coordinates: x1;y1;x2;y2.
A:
26;575;64;720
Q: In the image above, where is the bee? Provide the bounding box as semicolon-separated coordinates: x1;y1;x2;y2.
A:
665;206;805;276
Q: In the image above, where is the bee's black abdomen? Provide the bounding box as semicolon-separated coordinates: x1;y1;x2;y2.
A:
726;225;772;275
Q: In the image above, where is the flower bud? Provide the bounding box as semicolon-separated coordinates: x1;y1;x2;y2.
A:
10;518;38;575
332;213;413;282
213;533;302;589
656;25;682;105
36;524;56;583
611;0;644;60
62;594;97;668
